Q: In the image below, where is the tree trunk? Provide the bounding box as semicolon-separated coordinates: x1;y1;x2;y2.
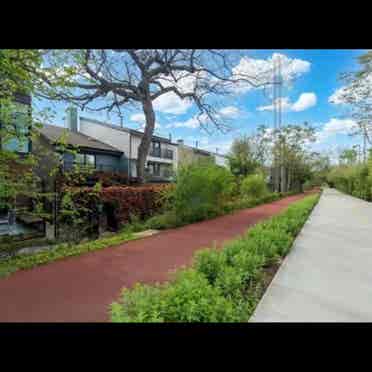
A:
280;165;286;193
136;98;156;184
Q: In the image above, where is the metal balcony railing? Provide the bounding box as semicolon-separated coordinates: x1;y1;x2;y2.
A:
149;148;173;160
63;161;120;173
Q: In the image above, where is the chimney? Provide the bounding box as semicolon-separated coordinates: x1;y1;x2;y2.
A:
195;141;198;148
169;133;172;142
177;139;184;145
216;148;219;154
66;106;78;132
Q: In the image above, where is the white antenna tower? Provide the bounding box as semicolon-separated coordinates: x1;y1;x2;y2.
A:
273;55;283;131
272;55;283;192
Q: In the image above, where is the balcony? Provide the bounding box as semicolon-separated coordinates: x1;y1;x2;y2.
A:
63;161;120;173
149;148;173;160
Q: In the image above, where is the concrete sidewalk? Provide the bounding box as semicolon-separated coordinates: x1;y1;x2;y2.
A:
250;188;372;322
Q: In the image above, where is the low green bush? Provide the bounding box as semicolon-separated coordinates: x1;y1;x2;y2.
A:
194;248;229;284
221;192;281;215
170;162;235;225
0;237;54;256
246;225;293;263
240;174;268;199
111;268;240;322
110;193;320;322
145;211;181;230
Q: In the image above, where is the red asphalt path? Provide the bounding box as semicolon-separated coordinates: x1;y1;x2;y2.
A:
0;193;311;322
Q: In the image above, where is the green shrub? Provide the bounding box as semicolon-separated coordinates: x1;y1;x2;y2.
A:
112;269;240;322
223;238;254;264
111;283;164;322
327;163;372;201
145;211;181;230
230;249;265;282
214;265;245;299
240;174;268;199
171;163;235;224
246;225;293;264
161;269;239;322
193;248;229;284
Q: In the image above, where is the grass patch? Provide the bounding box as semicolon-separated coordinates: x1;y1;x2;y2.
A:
0;230;137;279
110;193;320;322
0;237;55;257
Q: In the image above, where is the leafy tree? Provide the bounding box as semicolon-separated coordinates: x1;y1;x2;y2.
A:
336;50;372;159
240;173;268;199
228;132;268;177
0;50;47;217
34;50;273;183
264;122;316;192
339;148;358;166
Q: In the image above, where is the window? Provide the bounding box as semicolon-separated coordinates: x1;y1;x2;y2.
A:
75;153;85;164
74;153;96;168
0;102;30;153
85;154;95;166
151;141;161;157
147;161;160;176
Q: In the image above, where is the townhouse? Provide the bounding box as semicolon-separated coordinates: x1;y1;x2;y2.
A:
33;107;229;184
78;113;178;182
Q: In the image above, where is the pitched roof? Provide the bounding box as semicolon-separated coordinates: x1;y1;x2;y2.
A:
79;116;176;145
38;124;123;154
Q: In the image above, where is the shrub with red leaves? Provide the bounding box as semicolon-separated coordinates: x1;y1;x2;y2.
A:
89;171;129;187
100;184;171;226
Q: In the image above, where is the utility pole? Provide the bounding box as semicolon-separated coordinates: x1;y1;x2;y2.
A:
272;56;284;193
363;121;367;163
278;57;286;193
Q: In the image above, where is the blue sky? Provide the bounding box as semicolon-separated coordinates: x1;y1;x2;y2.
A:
35;49;367;158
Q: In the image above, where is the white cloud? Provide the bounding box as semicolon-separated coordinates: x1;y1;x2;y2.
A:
130;113;146;123
152;70;209;115
315;118;357;143
130;112;161;129
219;106;240;118
291;92;317;111
153;92;193;115
168;114;208;129
257;97;292;112
171;117;199;129
232;53;311;94
257;92;317;112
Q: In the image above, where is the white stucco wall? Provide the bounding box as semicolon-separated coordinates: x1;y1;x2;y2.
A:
79;117;179;175
79;118;131;154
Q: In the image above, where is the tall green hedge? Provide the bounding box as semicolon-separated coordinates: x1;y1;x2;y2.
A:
327;163;372;201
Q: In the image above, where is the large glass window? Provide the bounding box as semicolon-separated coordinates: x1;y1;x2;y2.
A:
147;161;160;175
85;154;95;166
75;153;85;164
151;141;161;157
74;153;96;168
1;102;30;153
